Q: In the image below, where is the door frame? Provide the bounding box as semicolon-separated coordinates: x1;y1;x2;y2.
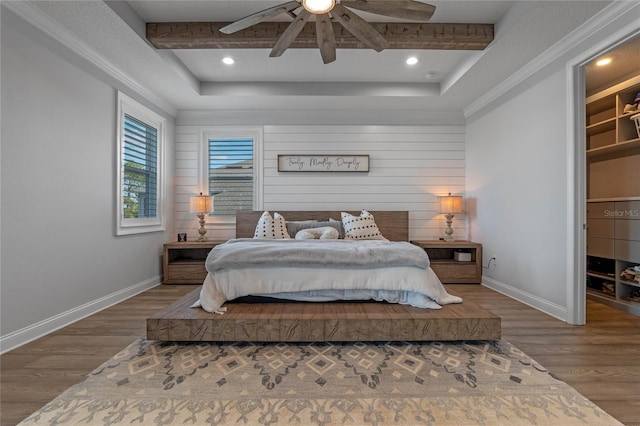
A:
567;26;640;325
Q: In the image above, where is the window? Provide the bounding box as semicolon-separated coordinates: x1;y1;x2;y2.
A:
116;92;165;235
123;115;157;219
208;138;253;215
201;128;262;217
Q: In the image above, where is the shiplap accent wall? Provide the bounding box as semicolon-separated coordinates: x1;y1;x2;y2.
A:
175;124;466;241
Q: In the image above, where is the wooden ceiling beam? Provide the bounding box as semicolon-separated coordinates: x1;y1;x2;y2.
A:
147;22;494;50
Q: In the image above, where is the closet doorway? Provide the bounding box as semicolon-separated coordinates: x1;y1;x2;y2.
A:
582;35;640;319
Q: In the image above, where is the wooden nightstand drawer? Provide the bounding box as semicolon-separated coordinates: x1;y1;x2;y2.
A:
430;262;479;284
166;263;208;284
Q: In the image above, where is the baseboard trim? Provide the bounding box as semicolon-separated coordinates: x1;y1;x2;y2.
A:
0;277;161;355
482;276;568;322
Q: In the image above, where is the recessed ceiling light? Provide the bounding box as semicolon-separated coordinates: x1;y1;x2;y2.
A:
406;57;419;65
596;58;612;66
222;57;235;65
425;72;436;79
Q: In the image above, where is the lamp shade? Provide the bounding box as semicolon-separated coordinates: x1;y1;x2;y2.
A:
439;193;464;214
189;192;213;213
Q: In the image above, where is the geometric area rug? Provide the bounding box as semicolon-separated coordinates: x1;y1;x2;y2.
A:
18;339;621;425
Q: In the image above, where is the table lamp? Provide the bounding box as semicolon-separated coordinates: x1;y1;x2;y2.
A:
439;193;464;241
190;192;213;241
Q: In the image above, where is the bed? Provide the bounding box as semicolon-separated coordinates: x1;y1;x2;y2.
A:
147;210;500;342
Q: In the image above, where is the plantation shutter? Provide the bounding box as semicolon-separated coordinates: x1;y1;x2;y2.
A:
122;114;158;219
208;138;254;215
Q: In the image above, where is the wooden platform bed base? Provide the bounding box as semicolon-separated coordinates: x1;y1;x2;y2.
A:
147;210;501;342
147;288;501;342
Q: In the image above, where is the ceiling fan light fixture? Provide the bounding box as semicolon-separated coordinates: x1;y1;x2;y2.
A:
216;0;438;63
302;0;335;14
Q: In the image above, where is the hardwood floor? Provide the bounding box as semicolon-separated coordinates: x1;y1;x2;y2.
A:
1;284;639;425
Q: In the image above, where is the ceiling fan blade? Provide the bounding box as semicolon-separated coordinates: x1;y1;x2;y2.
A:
315;13;336;64
270;9;312;57
330;3;389;52
341;0;436;21
219;1;301;34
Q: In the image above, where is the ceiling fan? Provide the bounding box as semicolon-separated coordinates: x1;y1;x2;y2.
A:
219;0;436;64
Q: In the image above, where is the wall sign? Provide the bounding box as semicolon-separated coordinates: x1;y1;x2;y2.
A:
277;154;369;172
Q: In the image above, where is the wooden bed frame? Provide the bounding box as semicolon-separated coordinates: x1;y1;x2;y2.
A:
147;210;500;342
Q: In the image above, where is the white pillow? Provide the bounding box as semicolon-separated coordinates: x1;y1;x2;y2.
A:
287;220;342;238
253;211;291;239
295;226;340;240
341;210;387;240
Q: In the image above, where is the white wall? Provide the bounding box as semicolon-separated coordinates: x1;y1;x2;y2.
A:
466;4;640;322
467;69;569;315
175;114;467;242
0;9;175;351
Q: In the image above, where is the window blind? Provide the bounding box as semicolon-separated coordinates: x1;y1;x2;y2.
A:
208;138;253;215
123;114;158;219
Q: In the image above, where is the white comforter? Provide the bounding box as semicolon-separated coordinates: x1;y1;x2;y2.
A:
193;239;462;313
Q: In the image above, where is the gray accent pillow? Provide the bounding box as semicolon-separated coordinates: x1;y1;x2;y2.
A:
329;217;346;239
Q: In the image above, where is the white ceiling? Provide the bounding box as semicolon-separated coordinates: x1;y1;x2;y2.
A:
127;0;512;23
130;0;507;86
20;0;633;114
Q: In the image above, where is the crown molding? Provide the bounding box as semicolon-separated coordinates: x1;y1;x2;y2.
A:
2;1;177;117
463;1;640;119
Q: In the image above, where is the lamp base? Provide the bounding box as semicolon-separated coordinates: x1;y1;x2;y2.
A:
444;213;455;242
197;213;208;241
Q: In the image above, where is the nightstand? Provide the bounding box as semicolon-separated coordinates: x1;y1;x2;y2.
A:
411;240;482;284
163;240;226;284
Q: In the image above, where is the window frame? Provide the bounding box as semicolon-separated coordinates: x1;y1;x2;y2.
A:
116;91;166;235
199;126;263;223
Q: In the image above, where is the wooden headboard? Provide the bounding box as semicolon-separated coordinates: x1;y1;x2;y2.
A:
236;211;409;241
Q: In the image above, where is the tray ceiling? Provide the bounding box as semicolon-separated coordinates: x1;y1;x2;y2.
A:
12;0;626;113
